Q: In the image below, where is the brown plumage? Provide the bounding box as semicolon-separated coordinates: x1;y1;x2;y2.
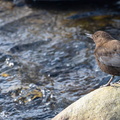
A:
91;31;120;86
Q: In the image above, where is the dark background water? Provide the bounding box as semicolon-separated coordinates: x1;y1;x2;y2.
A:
0;0;120;120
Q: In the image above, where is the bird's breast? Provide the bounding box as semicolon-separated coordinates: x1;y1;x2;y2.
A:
95;56;120;76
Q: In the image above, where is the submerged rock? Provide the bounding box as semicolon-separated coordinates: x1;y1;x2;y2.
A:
52;84;120;120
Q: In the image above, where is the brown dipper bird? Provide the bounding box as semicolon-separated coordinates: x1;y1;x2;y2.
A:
87;31;120;86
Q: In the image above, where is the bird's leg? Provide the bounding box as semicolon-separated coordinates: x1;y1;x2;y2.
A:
104;75;114;86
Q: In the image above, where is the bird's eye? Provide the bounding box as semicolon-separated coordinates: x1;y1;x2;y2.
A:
95;35;99;38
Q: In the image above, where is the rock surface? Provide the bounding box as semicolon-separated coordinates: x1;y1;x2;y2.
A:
52;84;120;120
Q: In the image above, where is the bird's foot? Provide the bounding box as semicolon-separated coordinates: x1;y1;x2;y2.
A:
100;75;114;87
115;80;120;84
100;83;112;87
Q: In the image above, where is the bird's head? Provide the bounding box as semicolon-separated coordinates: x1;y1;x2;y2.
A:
86;31;114;46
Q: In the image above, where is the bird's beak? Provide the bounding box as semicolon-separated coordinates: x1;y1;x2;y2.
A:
85;33;93;39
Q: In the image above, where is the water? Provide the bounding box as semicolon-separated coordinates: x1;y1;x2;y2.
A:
0;1;120;120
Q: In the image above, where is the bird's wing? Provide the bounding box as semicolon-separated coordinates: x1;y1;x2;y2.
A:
99;53;120;67
95;40;120;67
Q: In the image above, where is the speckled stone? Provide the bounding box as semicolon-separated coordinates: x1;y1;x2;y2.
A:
52;84;120;120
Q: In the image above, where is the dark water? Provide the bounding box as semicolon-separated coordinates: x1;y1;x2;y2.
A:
0;1;120;120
